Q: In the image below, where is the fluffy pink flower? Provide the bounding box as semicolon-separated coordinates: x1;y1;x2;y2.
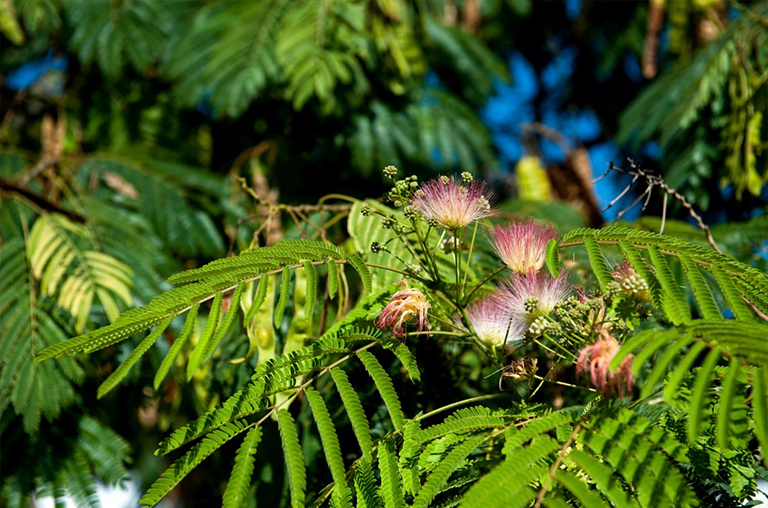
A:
495;271;572;321
376;280;430;339
465;294;526;348
576;332;634;397
488;220;558;273
409;176;494;229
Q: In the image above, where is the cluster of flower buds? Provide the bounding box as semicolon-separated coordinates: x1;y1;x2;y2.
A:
381;215;398;230
609;262;651;302
525;316;549;338
438;236;462;254
383;165;419;207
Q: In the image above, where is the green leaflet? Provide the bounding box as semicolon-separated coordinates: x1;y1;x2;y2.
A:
583;234;613;292
378;436;405;508
303;261;317;330
201;283;245;362
154;305;199;390
222;426;263;508
187;292;224;380
347;253;372;295
306;388;351;504
275;267;292;329
679;254;719;319
647;245;691;324
330;367;373;461
277;409;306;508
357;351;405;433
243;274;271;327
716;358;741;450
545;238;560;278
97;316;173;399
687;346;722;442
326;259;339;299
354;460;383;508
753;369;768;467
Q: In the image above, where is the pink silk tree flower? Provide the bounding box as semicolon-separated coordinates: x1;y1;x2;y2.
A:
465;294;526;348
488;220;558;273
576;331;634;397
376;280;430;339
409;176;494;229
496;271;572;321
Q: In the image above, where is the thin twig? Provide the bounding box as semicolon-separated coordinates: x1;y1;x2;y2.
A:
599;160;723;253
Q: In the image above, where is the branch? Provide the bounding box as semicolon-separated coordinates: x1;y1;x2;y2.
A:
0;177;87;223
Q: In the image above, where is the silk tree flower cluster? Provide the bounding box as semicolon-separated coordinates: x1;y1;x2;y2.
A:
372;167;642;398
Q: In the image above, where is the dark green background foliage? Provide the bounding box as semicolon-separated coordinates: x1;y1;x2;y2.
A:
2;0;768;507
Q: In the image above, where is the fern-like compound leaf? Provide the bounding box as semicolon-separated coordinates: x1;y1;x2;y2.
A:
222;426;263;508
357;351;405;433
277;409;307;508
664;341;708;402
412;434;484;508
418;407;506;444
389;342;420;382
139;420;254;507
97;316;173;399
459;435;558;507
